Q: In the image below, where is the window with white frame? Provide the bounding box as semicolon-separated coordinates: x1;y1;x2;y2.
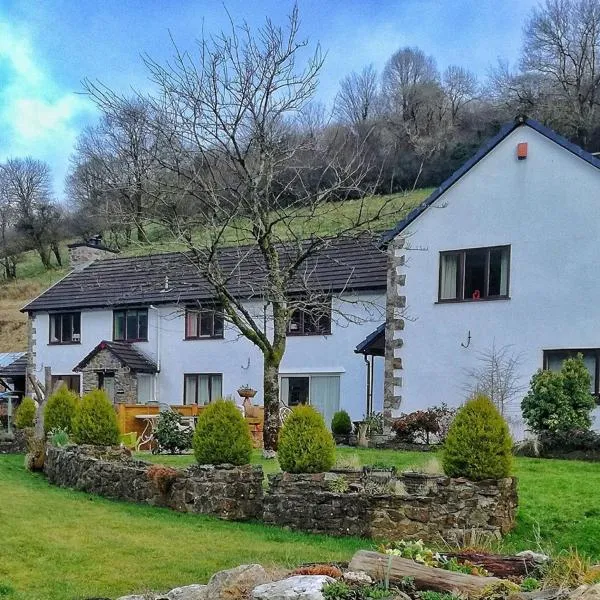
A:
183;373;223;405
280;374;341;428
137;373;155;404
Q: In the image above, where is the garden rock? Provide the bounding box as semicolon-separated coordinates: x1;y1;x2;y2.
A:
163;584;207;600
207;564;269;598
516;550;551;564
115;595;157;600
251;575;335;600
343;571;372;585
570;585;600;600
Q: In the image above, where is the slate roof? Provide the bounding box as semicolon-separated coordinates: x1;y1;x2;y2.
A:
354;323;385;357
23;235;387;313
73;341;158;373
0;353;27;378
381;116;600;244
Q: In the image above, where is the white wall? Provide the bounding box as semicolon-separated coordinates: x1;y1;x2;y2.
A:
393;125;600;435
33;291;385;421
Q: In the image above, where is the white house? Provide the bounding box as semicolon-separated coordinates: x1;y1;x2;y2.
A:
379;116;600;437
23;237;387;425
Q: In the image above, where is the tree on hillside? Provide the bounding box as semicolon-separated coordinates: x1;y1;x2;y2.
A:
521;0;600;147
82;7;396;454
0;158;63;270
443;65;478;124
334;65;381;128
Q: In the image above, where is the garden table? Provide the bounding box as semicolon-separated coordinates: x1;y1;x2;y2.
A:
135;413;159;451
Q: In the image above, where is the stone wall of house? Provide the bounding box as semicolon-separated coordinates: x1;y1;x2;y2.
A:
263;471;518;543
79;349;138;403
44;445;263;520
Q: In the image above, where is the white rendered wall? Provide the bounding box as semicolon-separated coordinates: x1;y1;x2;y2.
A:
33;292;384;421
393;126;600;436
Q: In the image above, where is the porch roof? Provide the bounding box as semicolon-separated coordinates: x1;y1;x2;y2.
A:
73;341;158;374
354;323;385;357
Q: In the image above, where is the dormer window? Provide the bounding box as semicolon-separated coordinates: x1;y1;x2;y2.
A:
439;246;510;302
49;313;81;344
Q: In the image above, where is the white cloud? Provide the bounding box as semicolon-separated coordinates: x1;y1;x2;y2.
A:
0;18;93;198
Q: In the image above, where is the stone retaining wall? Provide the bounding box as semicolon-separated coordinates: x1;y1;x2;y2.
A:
44;445;263;520
263;470;518;543
0;429;29;454
44;446;517;542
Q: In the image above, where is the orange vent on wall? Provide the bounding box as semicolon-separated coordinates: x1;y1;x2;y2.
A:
517;142;528;160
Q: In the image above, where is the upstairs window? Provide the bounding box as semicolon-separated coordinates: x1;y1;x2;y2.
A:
439;246;510;302
287;300;332;336
544;349;600;397
49;313;81;344
185;307;224;339
113;309;148;342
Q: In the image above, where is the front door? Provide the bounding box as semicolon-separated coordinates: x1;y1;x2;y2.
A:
98;372;116;402
280;374;341;428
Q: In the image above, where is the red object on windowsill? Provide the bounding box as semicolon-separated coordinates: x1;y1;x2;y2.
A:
472;290;481;300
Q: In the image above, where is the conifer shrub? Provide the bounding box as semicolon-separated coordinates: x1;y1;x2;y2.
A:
72;389;120;446
278;405;336;473
442;394;512;480
331;410;353;435
193;399;252;465
14;397;36;429
44;384;78;434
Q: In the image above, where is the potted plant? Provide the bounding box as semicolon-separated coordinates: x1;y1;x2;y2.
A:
237;385;257;399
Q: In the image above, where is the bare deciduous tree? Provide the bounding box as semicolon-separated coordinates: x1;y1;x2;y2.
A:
443;65;478;123
464;343;525;416
334;64;380;128
81;7;396;454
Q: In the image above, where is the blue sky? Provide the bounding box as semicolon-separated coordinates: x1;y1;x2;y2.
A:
0;0;539;198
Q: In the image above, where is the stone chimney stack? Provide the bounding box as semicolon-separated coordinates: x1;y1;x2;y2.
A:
67;235;119;270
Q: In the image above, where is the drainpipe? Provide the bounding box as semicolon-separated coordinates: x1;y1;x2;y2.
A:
149;305;161;403
363;354;372;416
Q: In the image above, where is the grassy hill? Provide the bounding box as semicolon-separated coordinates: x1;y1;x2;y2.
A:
0;189;431;352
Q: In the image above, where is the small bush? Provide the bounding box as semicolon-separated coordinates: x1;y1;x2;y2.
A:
193;399;252;465
48;427;70;448
278;405;336;473
522;354;596;434
154;411;193;454
442;394;512;480
14;397;36;429
392;404;456;444
44;384;78;434
72;389;120;446
331;410;352;435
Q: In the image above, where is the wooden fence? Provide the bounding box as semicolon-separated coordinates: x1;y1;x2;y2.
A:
115;403;264;449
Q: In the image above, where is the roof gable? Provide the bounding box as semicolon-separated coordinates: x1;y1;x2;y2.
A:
382;116;600;244
73;341;158;374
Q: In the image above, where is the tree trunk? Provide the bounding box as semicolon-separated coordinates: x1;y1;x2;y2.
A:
51;242;62;267
37;246;51;270
263;352;281;456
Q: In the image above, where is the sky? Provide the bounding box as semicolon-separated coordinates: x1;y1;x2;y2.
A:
0;0;540;199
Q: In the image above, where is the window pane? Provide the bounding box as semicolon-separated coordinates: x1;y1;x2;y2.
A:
440;254;459;300
198;375;210;405
114;312;125;340
546;351;597;394
310;375;340;430
137;374;153;404
72;313;81;338
582;354;597;394
137;310;148;340
200;311;213;336
210;374;222;401
184;375;197;405
489;247;509;296
464;249;487;299
61;314;71;343
213;312;224;337
50;315;59;343
186;311;198;338
288;310;302;333
287;377;309;406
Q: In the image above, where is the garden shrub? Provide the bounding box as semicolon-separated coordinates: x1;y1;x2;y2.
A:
278;405;335;473
442;394;512;480
44;384;78;434
522;354;596;434
193;399;252;465
48;427;70;448
154;411;193;454
331;410;352;435
392;404;456;444
72;389;120;446
14;397;36;429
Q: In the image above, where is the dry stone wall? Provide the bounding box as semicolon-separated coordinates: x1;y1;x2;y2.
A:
44;446;517;542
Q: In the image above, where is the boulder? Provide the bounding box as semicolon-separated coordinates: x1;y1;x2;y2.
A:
343;571;372;585
164;585;208;600
252;575;335;600
570;585;600;600
115;596;157;600
207;564;270;598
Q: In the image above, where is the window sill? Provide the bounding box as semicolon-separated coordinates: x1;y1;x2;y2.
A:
435;296;511;305
183;336;224;341
287;332;332;337
113;338;149;343
48;341;81;346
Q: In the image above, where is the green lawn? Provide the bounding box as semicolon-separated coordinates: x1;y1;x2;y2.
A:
2;448;599;599
142;447;600;558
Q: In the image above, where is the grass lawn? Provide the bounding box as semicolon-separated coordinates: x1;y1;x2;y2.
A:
141;447;600;559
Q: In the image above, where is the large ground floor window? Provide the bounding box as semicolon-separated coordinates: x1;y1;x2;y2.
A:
280;374;341;428
544;349;600;396
184;373;223;405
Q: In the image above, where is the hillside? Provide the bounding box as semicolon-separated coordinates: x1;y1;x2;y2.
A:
0;189;431;352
